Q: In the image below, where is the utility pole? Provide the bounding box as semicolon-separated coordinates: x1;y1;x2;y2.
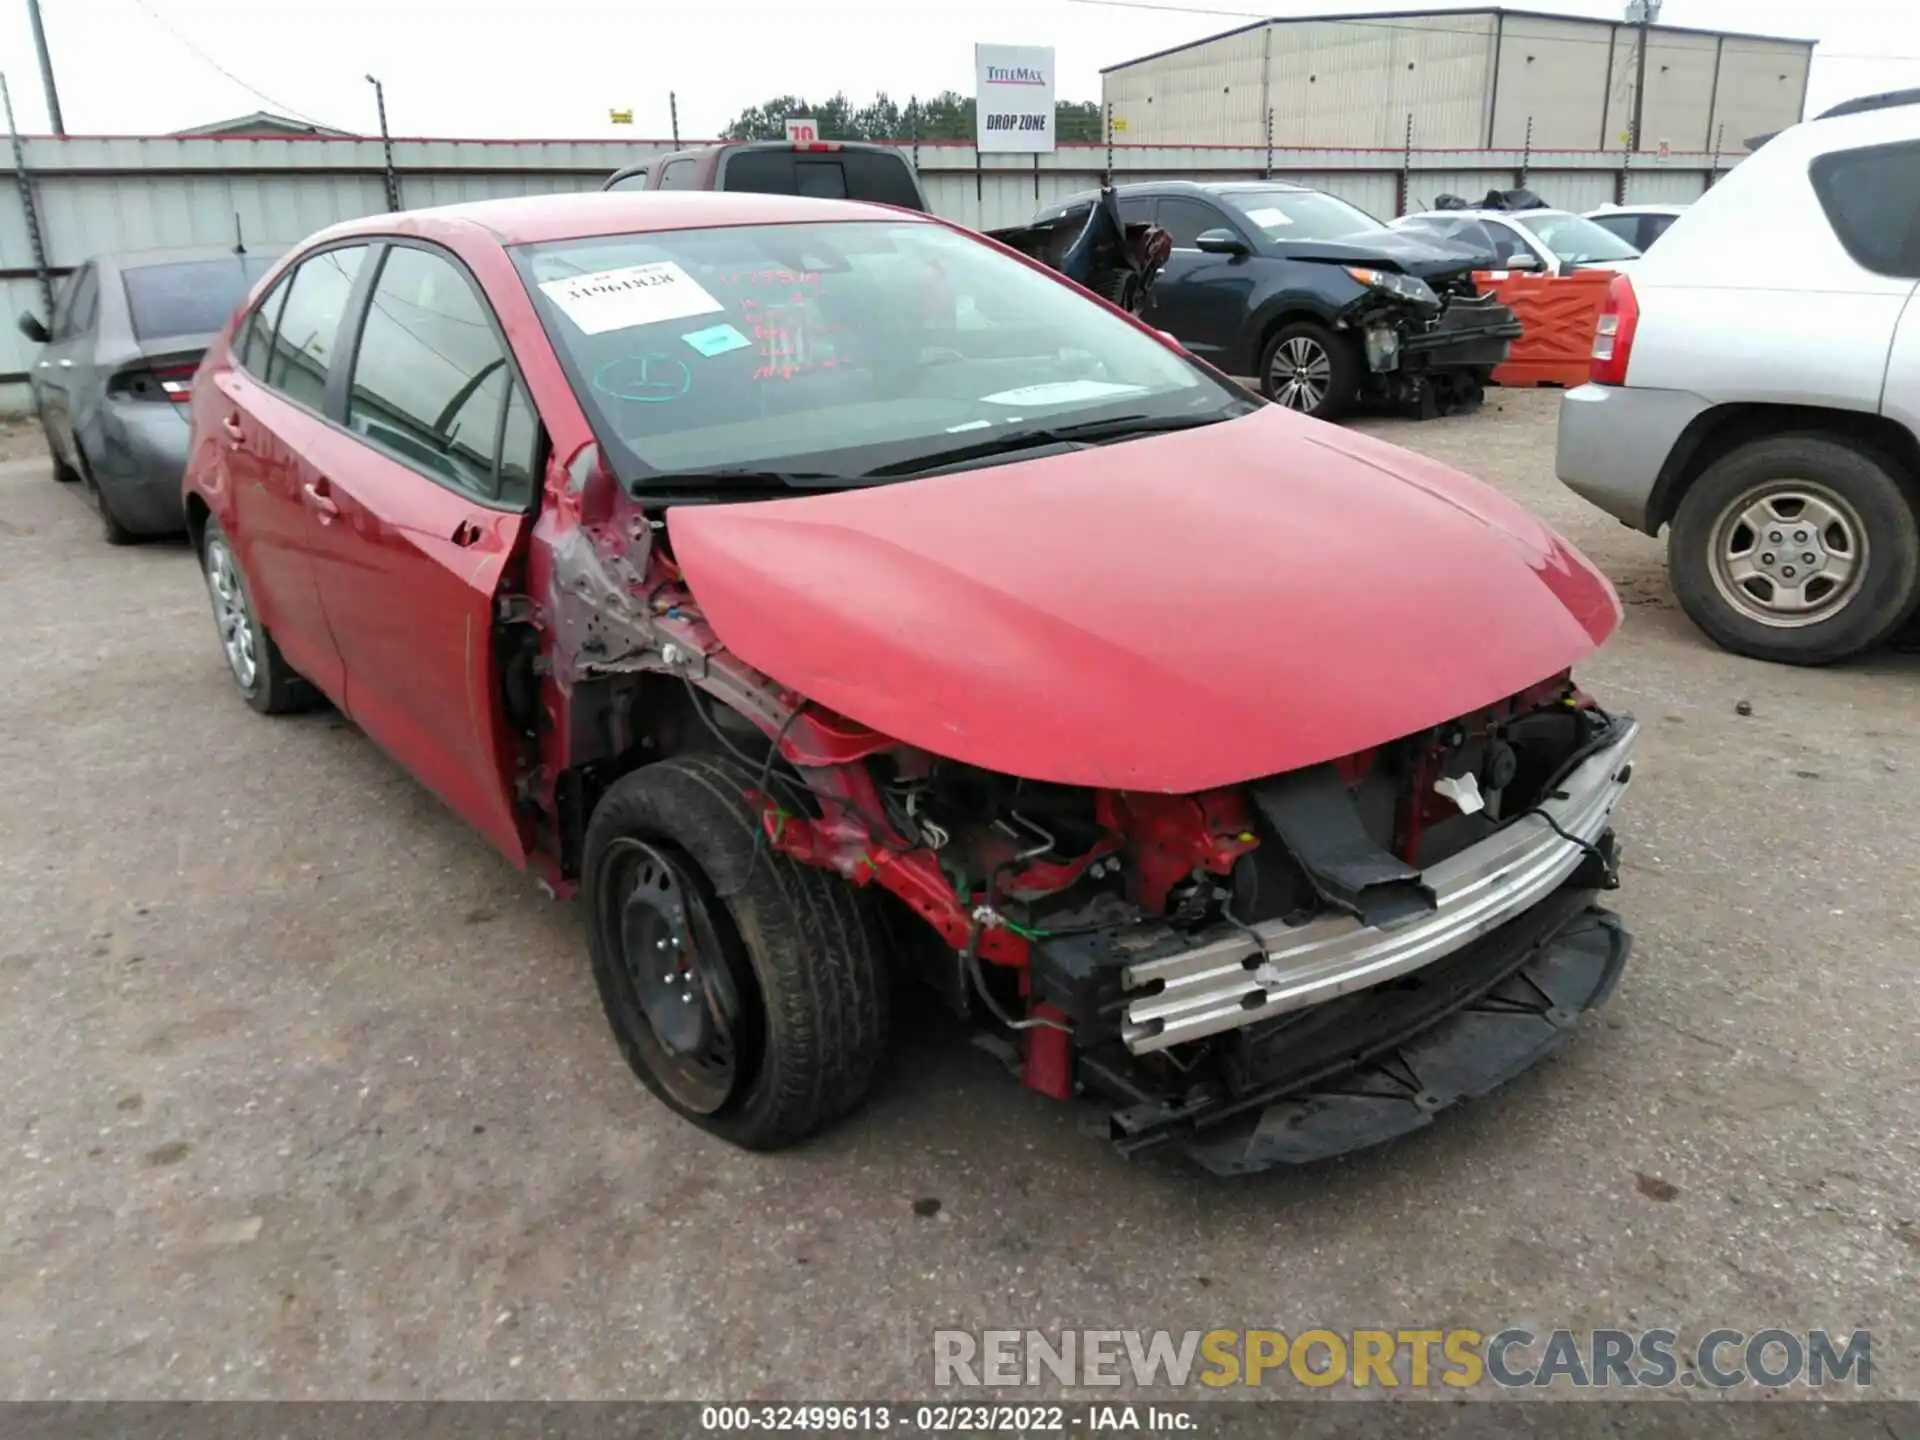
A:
27;0;65;135
1625;0;1661;153
365;75;400;211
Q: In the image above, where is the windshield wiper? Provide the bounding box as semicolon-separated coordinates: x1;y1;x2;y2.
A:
633;467;852;491
859;410;1240;481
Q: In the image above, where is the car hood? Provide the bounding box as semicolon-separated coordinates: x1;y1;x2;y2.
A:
1277;227;1498;279
666;407;1621;792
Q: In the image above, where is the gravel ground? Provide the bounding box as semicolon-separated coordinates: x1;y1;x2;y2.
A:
0;394;1914;1404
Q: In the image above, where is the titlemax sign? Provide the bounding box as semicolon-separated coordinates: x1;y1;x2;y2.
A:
975;42;1057;153
985;65;1047;85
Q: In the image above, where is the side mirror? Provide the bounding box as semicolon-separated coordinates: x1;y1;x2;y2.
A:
16;311;51;345
1194;229;1250;256
1504;252;1542;271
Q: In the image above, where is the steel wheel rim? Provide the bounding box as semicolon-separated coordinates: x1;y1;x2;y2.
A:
599;838;751;1115
203;538;258;690
1269;335;1333;412
1708;479;1867;629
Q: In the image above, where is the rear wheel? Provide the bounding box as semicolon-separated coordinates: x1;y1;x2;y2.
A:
1259;320;1359;420
1668;435;1920;664
583;753;890;1150
199;517;317;714
74;448;137;546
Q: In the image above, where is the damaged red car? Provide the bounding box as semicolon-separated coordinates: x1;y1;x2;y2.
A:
183;191;1638;1175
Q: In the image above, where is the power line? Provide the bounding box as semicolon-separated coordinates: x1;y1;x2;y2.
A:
127;0;338;127
1068;0;1920;62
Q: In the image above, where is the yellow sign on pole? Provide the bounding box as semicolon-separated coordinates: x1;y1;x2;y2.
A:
1112;116;1129;133
609;108;634;125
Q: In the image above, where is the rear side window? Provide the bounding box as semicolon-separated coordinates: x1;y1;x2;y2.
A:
1811;140;1920;278
123;256;278;341
238;271;294;377
345;244;532;505
265;245;371;411
658;158;699;190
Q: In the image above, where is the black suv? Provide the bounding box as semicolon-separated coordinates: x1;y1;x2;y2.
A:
603;141;929;212
1035;181;1517;418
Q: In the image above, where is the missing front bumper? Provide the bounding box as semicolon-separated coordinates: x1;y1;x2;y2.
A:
1113;716;1638;1054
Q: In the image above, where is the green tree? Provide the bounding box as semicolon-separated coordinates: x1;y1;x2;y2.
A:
721;91;1103;144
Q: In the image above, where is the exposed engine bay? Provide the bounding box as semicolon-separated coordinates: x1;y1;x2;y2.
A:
530;468;1638;1171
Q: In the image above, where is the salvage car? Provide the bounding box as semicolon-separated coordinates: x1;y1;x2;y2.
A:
183;191;1638;1174
604;139;929;212
17;244;281;543
1395;202;1640;279
1027;180;1520;419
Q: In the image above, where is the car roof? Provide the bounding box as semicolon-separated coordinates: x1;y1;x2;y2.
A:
87;244;288;271
1585;203;1687;215
1402;208;1573;220
306;191;927;249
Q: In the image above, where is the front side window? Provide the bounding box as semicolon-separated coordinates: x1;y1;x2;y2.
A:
346;244;529;504
1510;212;1641;266
1219;187;1384;242
658;159;699;190
1156;198;1234;248
123;255;278;341
1811;140;1920;278
606;170;651;192
514;218;1242;491
265;245;371;411
56;265;98;340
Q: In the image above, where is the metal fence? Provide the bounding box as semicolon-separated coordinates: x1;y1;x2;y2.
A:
1;131;1734;410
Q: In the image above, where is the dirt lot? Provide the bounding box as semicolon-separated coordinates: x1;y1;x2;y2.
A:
1;393;1915;1402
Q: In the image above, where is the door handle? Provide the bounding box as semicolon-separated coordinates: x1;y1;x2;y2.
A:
220;413;245;445
301;479;340;523
450;518;485;548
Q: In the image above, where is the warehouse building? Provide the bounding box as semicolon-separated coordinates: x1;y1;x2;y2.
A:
1101;6;1813;154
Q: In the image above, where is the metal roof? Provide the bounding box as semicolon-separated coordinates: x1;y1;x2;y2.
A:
1101;7;1816;74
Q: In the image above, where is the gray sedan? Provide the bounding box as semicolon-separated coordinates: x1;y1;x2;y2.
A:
17;246;281;543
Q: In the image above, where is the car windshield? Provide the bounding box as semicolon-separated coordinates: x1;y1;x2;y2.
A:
1510;212;1641;265
1217;187;1384;241
513;219;1243;489
123;255;279;340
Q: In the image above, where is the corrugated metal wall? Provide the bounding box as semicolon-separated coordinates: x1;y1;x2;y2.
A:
1105;11;1808;156
1;133;1739;403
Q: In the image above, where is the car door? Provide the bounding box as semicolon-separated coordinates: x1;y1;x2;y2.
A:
209;245;372;700
298;240;540;864
1147;196;1257;366
34;263;96;466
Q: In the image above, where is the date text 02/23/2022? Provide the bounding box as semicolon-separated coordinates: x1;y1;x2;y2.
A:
699;1404;1195;1432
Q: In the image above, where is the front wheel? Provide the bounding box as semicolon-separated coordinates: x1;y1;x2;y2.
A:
1259;320;1359;420
583;753;891;1150
1668;435;1920;665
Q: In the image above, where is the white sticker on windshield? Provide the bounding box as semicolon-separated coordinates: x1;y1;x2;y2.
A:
1244;207;1292;227
978;380;1148;407
537;262;723;336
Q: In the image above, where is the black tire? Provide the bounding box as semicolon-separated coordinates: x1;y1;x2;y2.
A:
1258;319;1360;420
583;753;890;1150
41;418;77;482
198;516;317;715
1668;434;1920;665
74;448;138;545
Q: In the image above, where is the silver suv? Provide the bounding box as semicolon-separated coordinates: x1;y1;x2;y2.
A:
1554;102;1920;665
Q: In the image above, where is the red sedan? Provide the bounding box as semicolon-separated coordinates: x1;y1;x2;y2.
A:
183;191;1639;1173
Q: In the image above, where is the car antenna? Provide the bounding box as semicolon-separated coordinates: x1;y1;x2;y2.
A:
232;212;246;256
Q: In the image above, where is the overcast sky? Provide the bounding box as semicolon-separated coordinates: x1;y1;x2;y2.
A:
3;0;1915;139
